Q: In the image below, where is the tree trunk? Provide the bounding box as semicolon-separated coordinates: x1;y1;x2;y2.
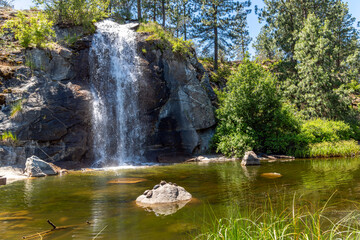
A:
162;0;165;27
214;5;218;71
137;0;142;21
153;0;157;22
183;2;187;40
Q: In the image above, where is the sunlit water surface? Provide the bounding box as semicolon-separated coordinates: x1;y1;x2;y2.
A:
1;158;360;239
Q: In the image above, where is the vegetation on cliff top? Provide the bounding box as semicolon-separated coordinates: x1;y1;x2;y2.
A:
137;22;193;56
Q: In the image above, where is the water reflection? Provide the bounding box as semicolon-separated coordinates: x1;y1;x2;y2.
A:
302;158;360;191
136;199;191;216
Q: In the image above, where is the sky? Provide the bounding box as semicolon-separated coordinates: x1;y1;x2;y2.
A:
11;0;360;56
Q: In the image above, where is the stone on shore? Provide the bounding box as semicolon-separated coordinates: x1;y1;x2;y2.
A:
24;155;58;177
241;151;260;166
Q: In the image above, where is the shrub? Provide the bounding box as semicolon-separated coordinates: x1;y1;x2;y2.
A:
298;118;354;144
10;100;22;118
33;0;109;32
1;11;55;48
137;22;193;56
0;131;17;143
213;59;300;158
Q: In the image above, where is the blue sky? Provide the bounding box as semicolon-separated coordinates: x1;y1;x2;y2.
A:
12;0;360;56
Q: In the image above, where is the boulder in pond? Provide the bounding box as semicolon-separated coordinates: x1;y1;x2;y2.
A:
241;151;260;166
24;155;58;177
136;180;192;204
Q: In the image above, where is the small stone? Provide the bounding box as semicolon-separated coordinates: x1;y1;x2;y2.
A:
146;190;153;198
153;184;160;190
143;190;150;195
160;180;166;185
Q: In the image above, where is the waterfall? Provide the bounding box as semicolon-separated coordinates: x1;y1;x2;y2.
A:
89;20;144;166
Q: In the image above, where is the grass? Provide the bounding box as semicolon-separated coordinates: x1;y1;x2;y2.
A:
292;140;360;158
195;195;360;240
10;100;22;118
137;22;193;56
0;131;17;143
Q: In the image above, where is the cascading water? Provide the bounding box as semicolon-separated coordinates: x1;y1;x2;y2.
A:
89;20;144;166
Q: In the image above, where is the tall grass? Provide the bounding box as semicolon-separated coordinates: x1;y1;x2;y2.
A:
0;131;17;143
293;140;360;158
10;100;22;118
195;195;360;240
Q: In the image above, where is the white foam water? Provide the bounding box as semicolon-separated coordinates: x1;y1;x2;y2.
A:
89;20;144;166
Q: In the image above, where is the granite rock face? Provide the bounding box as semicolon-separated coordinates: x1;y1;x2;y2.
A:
0;26;92;167
24;155;58;177
136;35;216;162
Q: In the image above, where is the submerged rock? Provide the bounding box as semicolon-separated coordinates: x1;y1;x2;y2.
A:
260;172;282;179
24;155;58;177
107;178;147;184
241;151;260;166
136;181;192;204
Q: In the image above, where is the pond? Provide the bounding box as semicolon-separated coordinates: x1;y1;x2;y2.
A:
1;158;360;239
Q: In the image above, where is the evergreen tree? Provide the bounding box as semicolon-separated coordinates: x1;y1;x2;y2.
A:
0;0;13;8
193;0;251;70
230;1;251;60
292;13;359;119
168;0;197;40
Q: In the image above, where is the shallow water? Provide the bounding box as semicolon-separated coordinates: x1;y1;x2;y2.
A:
1;158;360;239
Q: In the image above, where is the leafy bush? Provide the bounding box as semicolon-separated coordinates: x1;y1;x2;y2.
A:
137;22;193;56
213;59;300;158
34;0;109;32
298;118;354;144
1;11;55;48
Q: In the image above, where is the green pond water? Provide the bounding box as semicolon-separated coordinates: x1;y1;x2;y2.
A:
1;158;360;240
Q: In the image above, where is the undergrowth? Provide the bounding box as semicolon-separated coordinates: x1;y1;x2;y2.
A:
137;22;193;56
195;195;360;240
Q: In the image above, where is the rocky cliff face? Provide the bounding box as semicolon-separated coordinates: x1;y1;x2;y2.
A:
136;33;216;162
0;24;92;167
0;19;216;167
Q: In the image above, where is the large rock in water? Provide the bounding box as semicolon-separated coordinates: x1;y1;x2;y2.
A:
136;180;192;204
24;155;58;177
241;151;260;166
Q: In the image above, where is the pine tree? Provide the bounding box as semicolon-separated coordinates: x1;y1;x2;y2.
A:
193;0;251;70
230;1;251;60
0;0;13;8
293;13;359;119
168;0;197;40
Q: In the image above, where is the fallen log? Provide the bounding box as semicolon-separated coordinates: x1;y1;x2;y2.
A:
22;219;91;239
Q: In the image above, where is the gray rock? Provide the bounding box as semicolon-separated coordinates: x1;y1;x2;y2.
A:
136;182;192;204
24;155;58;177
241;151;260;166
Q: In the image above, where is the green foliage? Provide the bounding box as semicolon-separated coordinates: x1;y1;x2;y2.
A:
10;100;22;118
63;33;80;46
292;13;357;120
196;196;360;239
299;118;354;144
0;131;17;143
1;11;55;48
33;0;109;32
213;59;300;158
293;140;360;158
137;22;193;56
